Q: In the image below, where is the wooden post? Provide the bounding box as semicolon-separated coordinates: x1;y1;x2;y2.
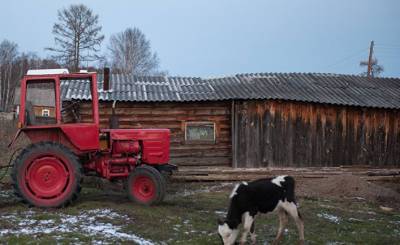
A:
367;41;374;78
231;100;237;168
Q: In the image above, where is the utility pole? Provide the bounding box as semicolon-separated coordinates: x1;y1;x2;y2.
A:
367;40;374;78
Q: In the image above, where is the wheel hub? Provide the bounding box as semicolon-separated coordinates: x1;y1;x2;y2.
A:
132;176;155;202
26;156;69;198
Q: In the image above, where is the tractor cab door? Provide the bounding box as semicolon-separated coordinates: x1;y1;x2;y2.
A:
59;75;100;151
23;79;57;126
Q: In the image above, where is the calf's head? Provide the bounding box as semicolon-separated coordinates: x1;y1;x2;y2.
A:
217;219;239;245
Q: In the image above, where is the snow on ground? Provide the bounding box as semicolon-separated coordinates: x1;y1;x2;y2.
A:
0;208;154;245
214;210;226;216
0;189;13;199
317;212;341;224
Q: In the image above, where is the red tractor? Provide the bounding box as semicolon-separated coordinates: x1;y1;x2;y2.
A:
9;69;176;208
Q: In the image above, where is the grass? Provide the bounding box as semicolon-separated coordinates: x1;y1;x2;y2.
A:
0;181;399;244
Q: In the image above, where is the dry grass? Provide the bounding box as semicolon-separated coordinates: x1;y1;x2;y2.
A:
0;119;29;184
0;118;17;166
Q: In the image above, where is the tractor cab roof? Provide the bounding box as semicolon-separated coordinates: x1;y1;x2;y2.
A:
24;69;96;80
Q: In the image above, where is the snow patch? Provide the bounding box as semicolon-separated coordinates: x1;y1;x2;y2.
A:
348;218;363;222
0;189;14;199
0;208;154;245
317;213;341;224
214;210;226;216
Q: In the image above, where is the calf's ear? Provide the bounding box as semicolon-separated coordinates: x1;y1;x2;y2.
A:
217;218;224;225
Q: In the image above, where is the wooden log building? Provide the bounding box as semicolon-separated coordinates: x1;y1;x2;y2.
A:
61;73;400;168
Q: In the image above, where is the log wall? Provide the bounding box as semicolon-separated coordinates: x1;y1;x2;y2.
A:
233;100;400;167
78;101;232;167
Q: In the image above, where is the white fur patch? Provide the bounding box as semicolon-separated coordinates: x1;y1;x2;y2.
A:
275;200;298;217
218;223;239;245
271;175;287;187
242;181;248;186
240;212;255;244
230;184;240;199
241;212;254;229
218;223;231;236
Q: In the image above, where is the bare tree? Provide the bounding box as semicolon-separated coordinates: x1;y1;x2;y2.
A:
0;40;18;111
47;4;104;71
17;52;60;78
360;58;384;77
0;43;61;112
108;27;161;75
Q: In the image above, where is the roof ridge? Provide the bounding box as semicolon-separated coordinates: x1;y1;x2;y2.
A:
92;72;400;80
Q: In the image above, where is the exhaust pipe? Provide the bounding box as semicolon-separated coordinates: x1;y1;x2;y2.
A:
103;67;110;91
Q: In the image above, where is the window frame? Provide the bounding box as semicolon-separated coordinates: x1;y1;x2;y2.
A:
184;121;216;144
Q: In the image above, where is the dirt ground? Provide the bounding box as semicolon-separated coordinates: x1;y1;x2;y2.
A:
296;174;400;209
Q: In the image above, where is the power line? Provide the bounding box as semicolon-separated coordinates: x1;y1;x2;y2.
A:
322;47;369;70
376;56;400;59
374;51;400;57
374;46;399;58
375;46;400;50
375;43;400;49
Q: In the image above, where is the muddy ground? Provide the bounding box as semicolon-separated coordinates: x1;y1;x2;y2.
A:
0;174;399;244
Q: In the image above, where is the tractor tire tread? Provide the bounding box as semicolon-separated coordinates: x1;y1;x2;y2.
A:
11;142;82;208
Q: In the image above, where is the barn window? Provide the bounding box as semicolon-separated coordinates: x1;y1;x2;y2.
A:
185;122;215;143
42;109;50;117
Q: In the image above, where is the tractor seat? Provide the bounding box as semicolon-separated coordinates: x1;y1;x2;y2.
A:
25;101;36;126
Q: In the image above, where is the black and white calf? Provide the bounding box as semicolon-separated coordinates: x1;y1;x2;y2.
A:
218;176;304;245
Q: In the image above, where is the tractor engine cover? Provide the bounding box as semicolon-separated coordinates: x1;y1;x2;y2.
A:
112;140;140;155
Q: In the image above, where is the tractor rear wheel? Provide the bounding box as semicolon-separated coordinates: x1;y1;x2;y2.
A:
11;142;82;208
127;165;166;205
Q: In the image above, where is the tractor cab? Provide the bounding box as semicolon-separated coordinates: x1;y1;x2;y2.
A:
14;69;101;152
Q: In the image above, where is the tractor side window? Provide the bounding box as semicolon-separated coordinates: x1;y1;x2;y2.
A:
60;79;93;124
185;121;216;143
25;81;56;125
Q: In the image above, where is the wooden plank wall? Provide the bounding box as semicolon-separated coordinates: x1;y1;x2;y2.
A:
78;101;232;167
233;100;400;167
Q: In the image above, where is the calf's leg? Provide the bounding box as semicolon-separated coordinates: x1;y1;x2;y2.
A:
240;212;255;245
250;220;256;244
272;208;288;245
281;201;304;244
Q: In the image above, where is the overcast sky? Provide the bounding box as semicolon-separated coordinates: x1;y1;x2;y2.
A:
1;0;399;77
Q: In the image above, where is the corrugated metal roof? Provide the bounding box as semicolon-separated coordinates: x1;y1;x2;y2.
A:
60;73;400;109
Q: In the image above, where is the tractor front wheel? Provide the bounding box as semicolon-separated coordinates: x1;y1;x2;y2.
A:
127;165;166;205
11;142;82;208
